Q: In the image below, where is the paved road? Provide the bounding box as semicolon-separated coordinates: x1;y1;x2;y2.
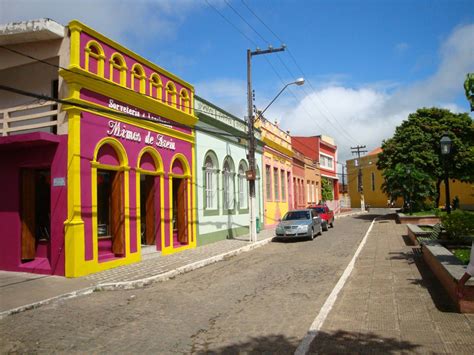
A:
0;215;375;353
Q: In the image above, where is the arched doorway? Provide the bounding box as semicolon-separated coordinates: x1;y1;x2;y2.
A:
93;140;128;261
170;155;191;247
137;148;163;249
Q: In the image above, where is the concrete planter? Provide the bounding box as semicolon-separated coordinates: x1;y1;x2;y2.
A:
422;241;474;313
397;213;441;225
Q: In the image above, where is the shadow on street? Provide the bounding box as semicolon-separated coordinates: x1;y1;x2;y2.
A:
197;330;420;354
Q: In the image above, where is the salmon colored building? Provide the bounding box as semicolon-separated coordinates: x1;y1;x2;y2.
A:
0;19;197;277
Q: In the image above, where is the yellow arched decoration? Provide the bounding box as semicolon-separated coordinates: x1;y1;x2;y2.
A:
84;40;105;77
109;53;128;87
89;137;134;272
165;81;177;108
135;147;165;257
169;152;191;177
136;146;164;174
165;152;195;256
149;73;163;102
92;137;129;167
179;88;190;113
131;63;146;94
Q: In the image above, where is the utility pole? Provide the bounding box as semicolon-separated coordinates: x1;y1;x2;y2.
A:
351;145;368;211
247;45;285;242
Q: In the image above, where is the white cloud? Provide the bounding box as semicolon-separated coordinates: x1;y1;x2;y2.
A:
195;78;247;116
280;23;474;164
0;0;200;48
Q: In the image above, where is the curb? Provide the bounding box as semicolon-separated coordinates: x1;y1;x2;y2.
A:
0;236;274;318
0;287;95;320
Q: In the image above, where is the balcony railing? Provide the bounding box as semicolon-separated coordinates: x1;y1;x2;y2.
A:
1;101;58;136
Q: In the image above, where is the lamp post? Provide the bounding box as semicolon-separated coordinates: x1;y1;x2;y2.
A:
246;45;304;242
440;133;452;214
406;167;412;215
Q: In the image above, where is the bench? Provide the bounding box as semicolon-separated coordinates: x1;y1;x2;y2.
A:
418;223;443;244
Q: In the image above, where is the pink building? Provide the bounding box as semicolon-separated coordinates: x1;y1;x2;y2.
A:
0;19;197;277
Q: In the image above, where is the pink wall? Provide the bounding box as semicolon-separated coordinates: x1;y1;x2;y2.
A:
0;133;67;275
80;32;192;111
79;105;193;258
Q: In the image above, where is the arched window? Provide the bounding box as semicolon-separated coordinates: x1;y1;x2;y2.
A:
85;41;105;76
109;53;127;86
131;64;146;94
149;73;163;101
165;81;177;107
238;161;248;210
179;89;190;113
223;157;235;211
203;152;218;210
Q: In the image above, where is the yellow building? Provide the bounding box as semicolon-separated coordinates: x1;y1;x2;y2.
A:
347;148;474;209
255;118;293;227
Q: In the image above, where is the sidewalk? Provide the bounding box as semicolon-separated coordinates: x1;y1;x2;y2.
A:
308;215;474;354
1;227;276;318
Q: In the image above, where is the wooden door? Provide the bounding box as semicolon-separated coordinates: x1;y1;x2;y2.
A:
145;175;156;245
111;171;125;255
176;178;187;243
21;169;36;261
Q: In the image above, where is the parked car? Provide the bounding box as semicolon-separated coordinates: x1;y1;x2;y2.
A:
275;209;323;240
308;204;334;231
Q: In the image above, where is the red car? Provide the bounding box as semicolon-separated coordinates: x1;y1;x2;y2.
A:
308;205;334;231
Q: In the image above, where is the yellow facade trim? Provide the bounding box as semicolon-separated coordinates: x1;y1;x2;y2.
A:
263;136;294;158
68;20;194;91
64;108;84;277
84;40;105;77
59;67;198;128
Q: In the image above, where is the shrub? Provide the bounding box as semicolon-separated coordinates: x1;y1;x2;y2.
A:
441;210;474;240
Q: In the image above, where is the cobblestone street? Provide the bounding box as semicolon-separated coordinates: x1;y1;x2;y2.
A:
1;216;371;353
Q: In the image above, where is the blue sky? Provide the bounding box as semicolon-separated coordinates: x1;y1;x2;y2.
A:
1;0;473;162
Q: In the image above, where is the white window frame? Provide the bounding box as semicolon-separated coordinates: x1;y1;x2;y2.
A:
204;155;217;210
320;153;334;170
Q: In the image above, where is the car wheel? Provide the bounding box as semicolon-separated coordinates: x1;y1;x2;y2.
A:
322;223;328;231
310;228;315;240
319;225;323;235
330;220;334;228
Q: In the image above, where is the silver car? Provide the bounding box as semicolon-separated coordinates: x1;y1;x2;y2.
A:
275;209;323;240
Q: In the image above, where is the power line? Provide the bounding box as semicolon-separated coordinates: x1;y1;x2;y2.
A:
239;0;358;144
0;84;249;139
0;45;251;125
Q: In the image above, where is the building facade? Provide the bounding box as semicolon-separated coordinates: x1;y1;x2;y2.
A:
255;119;293;227
292;135;339;210
347;147;474;209
292;149;306;210
0;19;197;277
194;96;263;245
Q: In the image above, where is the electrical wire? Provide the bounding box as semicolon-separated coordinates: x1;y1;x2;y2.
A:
0;84;249;139
239;0;358;144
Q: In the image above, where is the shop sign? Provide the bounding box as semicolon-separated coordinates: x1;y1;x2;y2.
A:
107;120;176;151
53;177;66;187
108;99;172;129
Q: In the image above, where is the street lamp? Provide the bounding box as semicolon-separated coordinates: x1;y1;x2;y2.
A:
440;133;452;214
406;167;412;215
258;78;305;118
246;45;304;242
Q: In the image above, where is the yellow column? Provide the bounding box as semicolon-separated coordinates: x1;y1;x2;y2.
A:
63;107;85;277
68;21;82;69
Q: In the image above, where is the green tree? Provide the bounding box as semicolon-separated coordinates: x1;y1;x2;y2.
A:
464;73;474;111
377;107;474;210
321;177;333;202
